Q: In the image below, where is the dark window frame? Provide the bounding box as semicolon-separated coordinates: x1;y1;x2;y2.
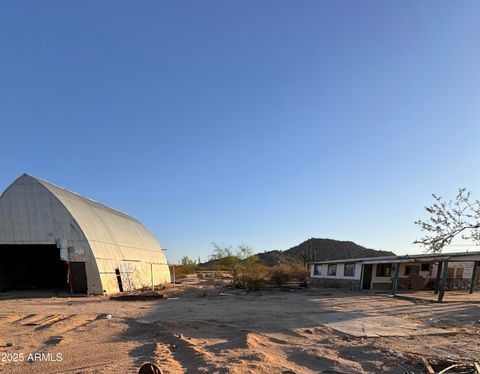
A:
343;263;355;277
421;263;431;272
327;264;337;276
376;263;392;277
405;265;420;276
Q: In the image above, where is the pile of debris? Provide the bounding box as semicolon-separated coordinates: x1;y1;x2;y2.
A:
109;291;165;301
417;356;480;374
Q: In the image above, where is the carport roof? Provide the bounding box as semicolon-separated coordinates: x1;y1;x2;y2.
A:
311;251;480;265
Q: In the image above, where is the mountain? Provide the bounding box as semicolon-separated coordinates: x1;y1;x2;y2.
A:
256;238;396;266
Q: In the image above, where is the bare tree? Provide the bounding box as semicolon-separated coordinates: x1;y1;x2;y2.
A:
236;244;254;260
210;242;234;259
415;188;480;252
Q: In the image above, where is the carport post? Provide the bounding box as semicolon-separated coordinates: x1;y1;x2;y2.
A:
437;260;449;303
470;261;478;294
391;263;400;296
434;261;443;295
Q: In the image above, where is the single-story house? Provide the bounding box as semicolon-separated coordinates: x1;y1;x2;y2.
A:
310;251;480;302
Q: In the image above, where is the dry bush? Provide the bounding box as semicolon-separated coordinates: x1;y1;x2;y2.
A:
289;264;309;283
234;256;269;291
172;264;197;279
270;264;309;286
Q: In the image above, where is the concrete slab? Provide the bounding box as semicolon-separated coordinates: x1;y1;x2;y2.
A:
309;312;452;337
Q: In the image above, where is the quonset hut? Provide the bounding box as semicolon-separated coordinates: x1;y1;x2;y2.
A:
0;174;171;294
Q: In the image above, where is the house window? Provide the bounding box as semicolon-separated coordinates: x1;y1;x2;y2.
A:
344;263;355;277
447;267;455;278
313;264;322;276
376;263;392;277
327;264;337;276
405;265;420;276
421;263;431;272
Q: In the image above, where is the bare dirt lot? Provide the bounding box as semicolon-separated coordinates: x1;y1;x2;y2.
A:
0;274;479;373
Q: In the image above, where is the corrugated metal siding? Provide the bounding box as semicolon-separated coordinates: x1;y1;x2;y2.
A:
0;174;171;294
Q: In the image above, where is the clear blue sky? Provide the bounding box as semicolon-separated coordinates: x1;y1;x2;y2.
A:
1;2;479;263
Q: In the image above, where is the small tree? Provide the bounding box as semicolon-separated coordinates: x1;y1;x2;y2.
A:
236;244;254;260
415;188;480;253
210;242;234;259
181;256;196;266
177;256;197;276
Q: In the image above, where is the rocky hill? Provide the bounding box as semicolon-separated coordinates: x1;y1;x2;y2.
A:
256;238;395;266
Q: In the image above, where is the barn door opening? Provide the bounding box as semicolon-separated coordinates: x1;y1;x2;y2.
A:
69;262;88;293
0;244;69;292
115;268;124;292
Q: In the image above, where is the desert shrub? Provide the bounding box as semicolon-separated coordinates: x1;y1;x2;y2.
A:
270;264;309;286
172;257;198;279
234;256;269;291
270;264;293;286
289;264;309;283
172;264;197;279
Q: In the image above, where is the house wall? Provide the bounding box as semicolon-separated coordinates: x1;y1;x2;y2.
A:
368;262;477;291
370;262;432;290
431;262;474;279
431;262;475;290
310;257;480;292
370;263;392;290
310;262;362;290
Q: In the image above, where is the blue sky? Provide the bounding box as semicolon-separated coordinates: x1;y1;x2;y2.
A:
1;2;479;263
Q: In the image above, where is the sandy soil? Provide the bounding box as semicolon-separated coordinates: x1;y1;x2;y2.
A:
0;274;479;373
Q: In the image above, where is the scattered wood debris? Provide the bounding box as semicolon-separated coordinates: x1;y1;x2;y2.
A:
110;291;165;301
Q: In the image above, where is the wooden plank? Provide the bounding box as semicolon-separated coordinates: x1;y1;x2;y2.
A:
37;315;64;327
421;357;435;374
474;362;480;374
15;314;37;323
25;315;63;326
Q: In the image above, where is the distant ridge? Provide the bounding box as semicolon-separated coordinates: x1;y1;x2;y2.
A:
256;238;396;266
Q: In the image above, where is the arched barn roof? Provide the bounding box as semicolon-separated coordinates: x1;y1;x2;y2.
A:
31;175;167;265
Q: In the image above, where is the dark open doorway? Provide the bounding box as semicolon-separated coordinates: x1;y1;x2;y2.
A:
362;264;373;290
115;268;124;292
0;244;69;292
69;262;88;293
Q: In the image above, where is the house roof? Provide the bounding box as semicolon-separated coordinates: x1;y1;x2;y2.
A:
311;251;480;265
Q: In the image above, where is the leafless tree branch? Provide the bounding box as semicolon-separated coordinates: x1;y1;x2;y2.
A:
414;188;480;253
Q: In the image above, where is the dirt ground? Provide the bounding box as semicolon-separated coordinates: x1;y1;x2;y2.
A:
0;274;479;374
